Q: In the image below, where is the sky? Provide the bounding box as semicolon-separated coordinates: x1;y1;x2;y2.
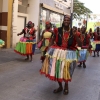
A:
79;0;100;14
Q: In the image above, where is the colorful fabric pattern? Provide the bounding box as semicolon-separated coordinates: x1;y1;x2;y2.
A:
0;39;5;47
91;41;100;51
40;31;52;61
14;37;36;56
40;46;77;82
78;49;88;62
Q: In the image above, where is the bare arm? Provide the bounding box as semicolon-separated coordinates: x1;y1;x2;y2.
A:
17;29;24;36
32;29;37;39
75;34;82;47
90;32;94;39
49;32;55;46
73;29;82;47
37;30;45;43
88;37;92;49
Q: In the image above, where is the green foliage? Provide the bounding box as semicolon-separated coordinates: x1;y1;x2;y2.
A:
73;0;92;19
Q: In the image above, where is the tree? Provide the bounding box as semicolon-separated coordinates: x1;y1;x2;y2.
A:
73;0;92;19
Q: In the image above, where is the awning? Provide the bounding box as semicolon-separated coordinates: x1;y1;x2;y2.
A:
40;3;70;15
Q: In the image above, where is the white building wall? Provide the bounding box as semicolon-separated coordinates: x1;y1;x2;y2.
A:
0;0;8;31
12;0;29;48
2;0;8;12
27;0;40;41
18;0;28;13
12;0;18;47
12;0;40;47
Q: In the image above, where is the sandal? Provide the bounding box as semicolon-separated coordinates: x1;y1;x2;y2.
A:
53;87;63;93
63;89;69;95
83;63;86;68
93;55;96;57
78;64;82;68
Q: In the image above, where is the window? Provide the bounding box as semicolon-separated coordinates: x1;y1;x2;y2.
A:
40;9;47;36
18;0;22;5
50;13;61;28
18;0;28;13
39;8;64;38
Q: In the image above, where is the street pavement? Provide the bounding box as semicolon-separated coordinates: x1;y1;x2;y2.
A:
0;49;100;100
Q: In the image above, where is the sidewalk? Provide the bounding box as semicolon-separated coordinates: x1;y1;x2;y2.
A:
0;48;41;64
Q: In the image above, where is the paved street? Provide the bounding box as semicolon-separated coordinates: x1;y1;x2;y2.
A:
0;49;100;100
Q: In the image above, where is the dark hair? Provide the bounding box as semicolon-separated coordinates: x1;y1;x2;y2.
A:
78;28;81;32
68;28;74;48
89;28;92;32
46;22;52;26
75;27;77;30
33;23;34;26
81;26;86;31
26;21;33;28
62;22;64;27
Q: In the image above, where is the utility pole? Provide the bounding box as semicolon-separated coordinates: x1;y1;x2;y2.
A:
70;1;84;28
70;0;73;28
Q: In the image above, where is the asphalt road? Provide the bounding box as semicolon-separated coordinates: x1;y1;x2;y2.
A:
0;49;100;100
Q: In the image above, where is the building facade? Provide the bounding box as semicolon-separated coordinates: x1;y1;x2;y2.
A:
73;14;100;31
0;0;13;48
11;0;71;48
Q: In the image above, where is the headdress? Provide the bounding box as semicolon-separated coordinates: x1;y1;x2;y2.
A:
45;21;51;25
26;21;33;27
63;15;71;20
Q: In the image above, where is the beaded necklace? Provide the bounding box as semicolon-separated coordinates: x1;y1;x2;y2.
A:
62;28;70;42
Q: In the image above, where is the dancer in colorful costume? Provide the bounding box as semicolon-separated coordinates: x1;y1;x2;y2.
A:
38;21;54;63
88;28;93;39
0;39;5;48
73;27;81;37
14;21;36;61
78;26;91;68
78;28;81;33
40;15;82;95
92;27;100;57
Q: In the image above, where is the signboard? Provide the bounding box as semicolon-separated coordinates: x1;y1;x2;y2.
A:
55;2;63;10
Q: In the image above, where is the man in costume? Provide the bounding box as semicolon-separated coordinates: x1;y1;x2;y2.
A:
40;15;82;95
14;21;36;61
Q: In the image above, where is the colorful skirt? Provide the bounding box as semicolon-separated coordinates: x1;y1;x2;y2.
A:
40;38;50;61
14;37;36;56
40;46;78;83
91;41;100;51
78;49;88;63
0;39;5;48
